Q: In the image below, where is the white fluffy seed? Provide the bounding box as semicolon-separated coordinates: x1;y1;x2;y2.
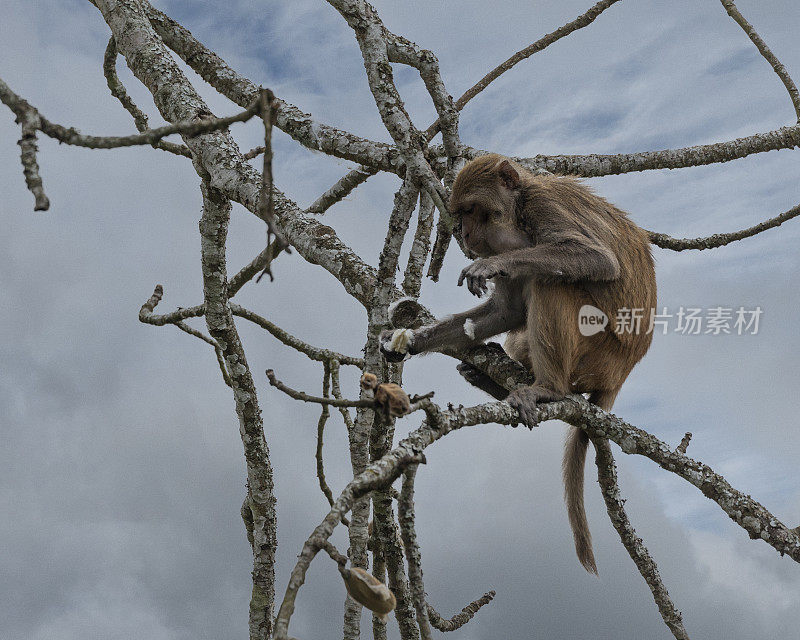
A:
386;328;414;354
463;318;476;340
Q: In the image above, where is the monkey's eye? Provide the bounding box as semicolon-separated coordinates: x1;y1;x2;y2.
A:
489;210;503;221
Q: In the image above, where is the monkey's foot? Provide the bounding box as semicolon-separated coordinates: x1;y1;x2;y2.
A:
456;362;509;401
379;328;415;362
506;385;563;428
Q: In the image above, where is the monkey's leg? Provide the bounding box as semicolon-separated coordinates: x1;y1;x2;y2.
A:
456;362;509;400
504;281;578;427
381;295;524;361
515;284;599;575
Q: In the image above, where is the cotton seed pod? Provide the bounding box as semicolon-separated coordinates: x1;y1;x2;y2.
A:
360;372;379;391
374;383;411;417
343;567;396;621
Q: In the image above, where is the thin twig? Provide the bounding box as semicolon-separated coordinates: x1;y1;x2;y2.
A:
255;88;289;282
675;433;693;455
330;360;356;432
229;241;284;296
103;36;191;157
173;321;233;387
308;0;622;221
139;290;363;367
426;592;497;632
18;121;49;211
233;305;363;366
306;165;373;214
648;201;800;250
318;540;349;568
316;363;351;527
138;285;232;386
403;191;435;297
0;77;262;150
266;369;375;408
720;0;800;121
266;368;431;414
425;0;622;139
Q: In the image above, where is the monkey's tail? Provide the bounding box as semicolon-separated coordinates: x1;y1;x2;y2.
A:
562;426;597;574
563;389;617;574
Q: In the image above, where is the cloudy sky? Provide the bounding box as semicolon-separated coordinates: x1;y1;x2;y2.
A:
2;1;799;639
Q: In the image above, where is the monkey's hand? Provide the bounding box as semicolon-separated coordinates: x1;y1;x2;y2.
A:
458;258;509;297
506;385;563;428
379;328;416;362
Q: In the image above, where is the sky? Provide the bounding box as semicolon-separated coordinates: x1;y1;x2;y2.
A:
1;1;799;639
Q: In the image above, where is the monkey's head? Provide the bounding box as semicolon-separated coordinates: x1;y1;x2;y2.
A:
450;154;531;258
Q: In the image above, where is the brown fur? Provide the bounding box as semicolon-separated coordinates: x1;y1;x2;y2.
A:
382;154;656;573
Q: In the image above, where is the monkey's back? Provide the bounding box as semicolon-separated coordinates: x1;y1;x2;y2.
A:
508;174;656;396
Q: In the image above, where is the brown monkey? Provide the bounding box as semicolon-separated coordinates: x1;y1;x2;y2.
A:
380;154;656;573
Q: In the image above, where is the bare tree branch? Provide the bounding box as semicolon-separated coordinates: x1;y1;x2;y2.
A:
310;0;622;225
648;201;800;250
266;368;376;409
18;121;49;211
397;465;433;640
430;0;622;137
486;123;800;176
385;32;460;161
142;1;403;173
315;362;351;527
326;0;450;220
199;180;277;640
11;3;800;639
676;432;693;455
234;306;363;366
593;438;689;640
402;192;435;297
103;35;191;157
0;76;261;150
425;592;497;632
254;88;289;281
719;0;800;121
137;284;232;386
306;165;374;214
228;242;285;296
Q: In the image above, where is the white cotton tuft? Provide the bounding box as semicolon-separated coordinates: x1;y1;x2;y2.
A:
383;328;414;355
463;319;476;340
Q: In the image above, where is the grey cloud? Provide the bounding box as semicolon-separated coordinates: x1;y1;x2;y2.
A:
1;0;799;639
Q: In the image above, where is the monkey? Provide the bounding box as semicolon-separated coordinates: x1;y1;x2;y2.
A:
380;154;656;574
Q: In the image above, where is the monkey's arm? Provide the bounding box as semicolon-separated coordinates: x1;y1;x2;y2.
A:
460;240;619;294
380;293;524;361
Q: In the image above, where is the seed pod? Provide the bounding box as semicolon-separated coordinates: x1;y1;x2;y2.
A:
360;372;379;391
374;383;411;417
343;567;396;621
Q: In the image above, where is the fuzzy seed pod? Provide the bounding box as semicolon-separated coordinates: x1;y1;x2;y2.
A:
343;567;396;620
374;383;411;417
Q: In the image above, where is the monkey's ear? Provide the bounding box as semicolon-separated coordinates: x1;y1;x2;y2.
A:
497;160;520;190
